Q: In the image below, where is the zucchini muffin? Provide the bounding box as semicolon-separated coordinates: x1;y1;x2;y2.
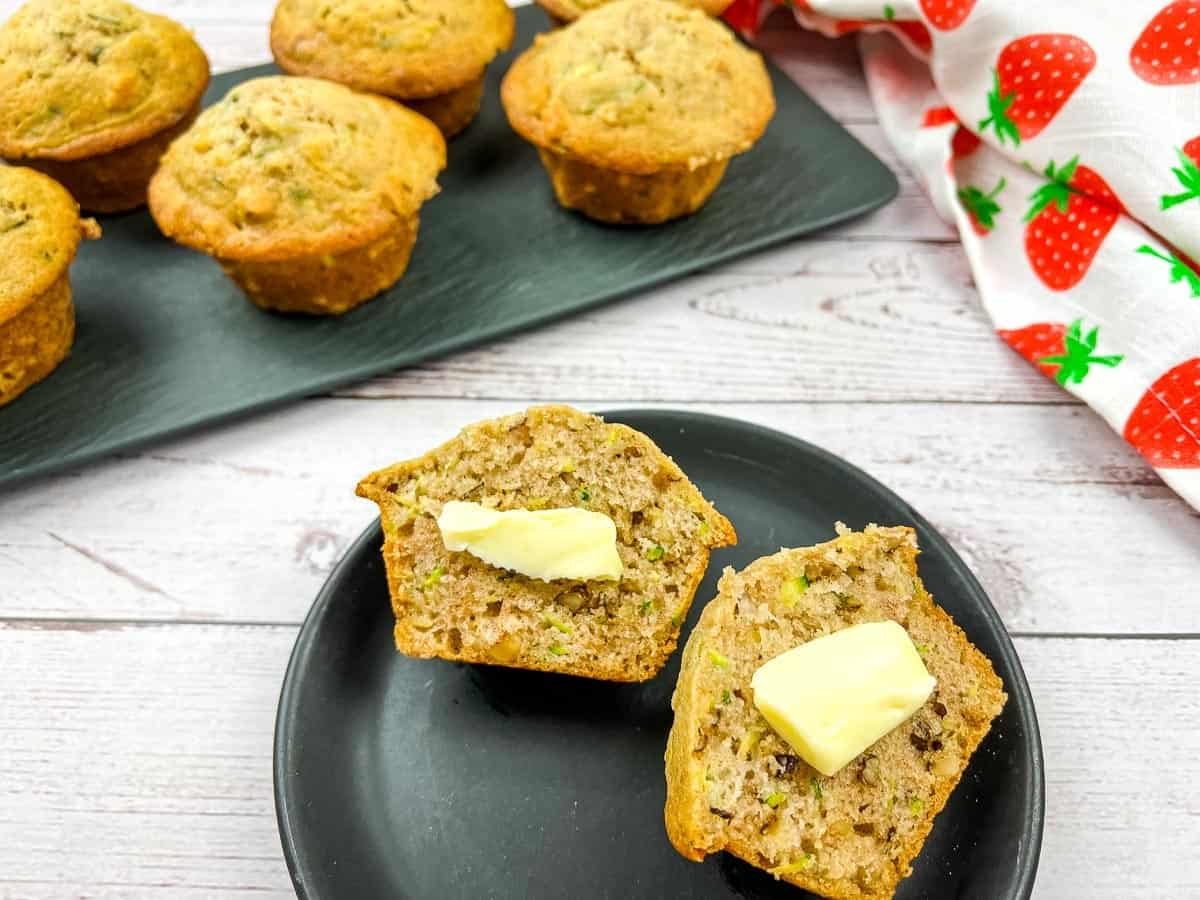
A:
537;0;734;27
501;0;775;224
356;406;737;682
148;76;446;316
665;526;1006;899
270;0;515;139
0;0;210;213
1;166;99;406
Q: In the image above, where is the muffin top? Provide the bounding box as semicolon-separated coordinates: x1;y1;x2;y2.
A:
502;0;775;174
0;0;210;161
271;0;515;99
537;0;733;24
0;166;97;324
148;77;447;263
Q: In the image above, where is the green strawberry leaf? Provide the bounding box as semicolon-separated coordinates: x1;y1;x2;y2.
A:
1024;158;1079;222
884;4;896;19
1136;244;1200;297
1081;322;1099;352
957;176;1006;230
1048;157;1080;186
979;70;1021;147
1038;318;1124;386
1161;148;1200;210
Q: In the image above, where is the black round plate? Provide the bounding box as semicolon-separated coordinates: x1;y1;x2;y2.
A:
275;410;1044;900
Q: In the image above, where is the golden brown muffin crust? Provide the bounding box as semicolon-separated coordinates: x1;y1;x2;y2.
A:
537;0;734;24
664;527;1007;898
404;76;487;139
0;272;74;407
502;0;774;175
0;0;210;161
537;150;729;224
270;0;515;99
219;218;421;316
0;166;94;324
148;76;446;263
356;406;738;682
0;165;98;406
21;100;201;213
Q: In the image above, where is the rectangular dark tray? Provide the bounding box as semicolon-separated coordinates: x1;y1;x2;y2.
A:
0;6;897;489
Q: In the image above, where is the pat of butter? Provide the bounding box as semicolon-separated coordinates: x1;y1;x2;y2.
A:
436;500;623;582
750;621;935;777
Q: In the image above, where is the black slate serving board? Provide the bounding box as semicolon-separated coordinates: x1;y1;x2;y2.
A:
0;7;897;489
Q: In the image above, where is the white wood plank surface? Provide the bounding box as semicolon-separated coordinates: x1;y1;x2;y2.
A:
344;239;1055;404
0;1;1196;898
0;624;293;899
1;399;1195;633
3;625;1198;899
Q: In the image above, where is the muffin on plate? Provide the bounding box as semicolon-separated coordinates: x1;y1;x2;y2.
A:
355;405;737;682
148;76;446;316
270;0;515;139
1;166;100;406
501;0;774;225
0;0;210;213
665;526;1006;898
536;0;734;27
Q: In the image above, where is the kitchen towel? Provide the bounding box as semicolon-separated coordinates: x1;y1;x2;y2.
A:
727;0;1200;510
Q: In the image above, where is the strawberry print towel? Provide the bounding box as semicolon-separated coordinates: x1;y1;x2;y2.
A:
726;0;1200;510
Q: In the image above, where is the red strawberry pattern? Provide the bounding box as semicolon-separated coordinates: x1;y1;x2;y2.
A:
1130;1;1200;85
920;107;983;166
1124;359;1200;468
1024;158;1121;291
999;319;1123;385
1067;163;1125;213
920;0;976;30
1186;137;1200;165
999;323;1067;380
722;0;765;33
958;177;1006;235
891;20;933;52
720;0;1200;506
922;106;958;128
980;35;1096;145
728;1;928;50
1161;138;1200;210
952;126;982;159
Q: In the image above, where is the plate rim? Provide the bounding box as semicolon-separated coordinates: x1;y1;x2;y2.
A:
273;408;1045;900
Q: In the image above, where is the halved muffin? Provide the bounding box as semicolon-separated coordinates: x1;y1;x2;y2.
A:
148;76;445;316
356;406;737;682
665;526;1006;898
1;166;99;406
501;0;775;224
0;0;210;212
271;0;515;138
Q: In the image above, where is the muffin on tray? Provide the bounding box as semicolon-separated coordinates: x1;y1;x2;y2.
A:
270;0;515;139
536;0;734;27
501;0;775;225
148;76;446;316
0;0;210;213
1;166;100;406
356;405;737;682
